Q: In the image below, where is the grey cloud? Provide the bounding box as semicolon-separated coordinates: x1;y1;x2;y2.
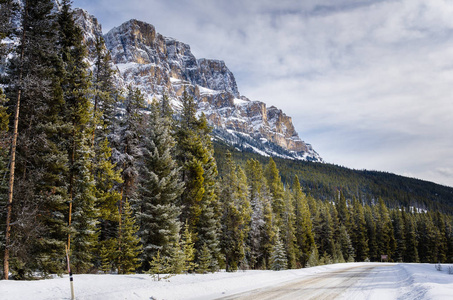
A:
73;0;453;186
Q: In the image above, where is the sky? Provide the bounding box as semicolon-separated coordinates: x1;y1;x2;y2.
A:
72;0;453;187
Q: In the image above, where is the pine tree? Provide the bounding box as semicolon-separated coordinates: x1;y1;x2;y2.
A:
292;176;315;267
137;101;183;268
117;200;142;274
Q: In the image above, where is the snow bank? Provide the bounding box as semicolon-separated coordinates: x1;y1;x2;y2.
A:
1;263;452;300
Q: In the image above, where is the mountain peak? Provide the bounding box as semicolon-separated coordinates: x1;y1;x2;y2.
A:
75;10;323;162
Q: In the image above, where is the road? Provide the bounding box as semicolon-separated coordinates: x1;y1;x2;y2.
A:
218;265;384;300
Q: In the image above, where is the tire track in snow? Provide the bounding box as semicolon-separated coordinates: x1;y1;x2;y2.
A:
218;265;378;300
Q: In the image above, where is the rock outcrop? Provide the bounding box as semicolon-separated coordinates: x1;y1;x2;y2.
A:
75;9;322;162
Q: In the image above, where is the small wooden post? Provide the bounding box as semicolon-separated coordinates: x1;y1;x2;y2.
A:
65;245;75;300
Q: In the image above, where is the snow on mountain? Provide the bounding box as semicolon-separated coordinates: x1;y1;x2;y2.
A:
74;9;323;162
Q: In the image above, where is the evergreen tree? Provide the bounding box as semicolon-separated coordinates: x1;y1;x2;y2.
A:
58;0;98;273
375;198;396;261
4;0;68;278
181;221;197;273
402;210;418;262
282;188;297;268
392;210;406;262
416;212;438;263
148;250;171;281
168;238;185;274
336;190;351;231
292;176;315;267
313;202;335;258
351;197;369;261
337;225;355;262
270;232;287;271
364;205;378;261
306;246;320;267
196;243;213;274
111;86;145;267
175;90;221;268
245;159;275;269
116;199;142;274
265;158;285;227
220;152;251;271
89;35;123;262
0;0;17;60
137;101;183;268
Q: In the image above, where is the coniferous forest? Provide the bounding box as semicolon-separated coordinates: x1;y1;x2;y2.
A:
0;0;452;280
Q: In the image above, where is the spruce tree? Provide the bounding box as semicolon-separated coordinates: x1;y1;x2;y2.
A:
270;232;288;271
137;101;183;268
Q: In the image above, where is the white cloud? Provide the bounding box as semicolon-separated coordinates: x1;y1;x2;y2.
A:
73;0;453;186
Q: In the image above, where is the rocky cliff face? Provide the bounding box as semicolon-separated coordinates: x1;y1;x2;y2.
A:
75;9;322;162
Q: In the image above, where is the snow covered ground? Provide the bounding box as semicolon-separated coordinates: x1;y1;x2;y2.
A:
1;263;452;300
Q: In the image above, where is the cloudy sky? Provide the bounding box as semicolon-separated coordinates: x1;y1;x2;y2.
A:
73;0;453;187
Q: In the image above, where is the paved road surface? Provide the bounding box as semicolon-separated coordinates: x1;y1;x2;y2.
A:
219;265;379;300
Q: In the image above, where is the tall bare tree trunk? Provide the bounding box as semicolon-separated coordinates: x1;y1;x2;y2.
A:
3;1;27;280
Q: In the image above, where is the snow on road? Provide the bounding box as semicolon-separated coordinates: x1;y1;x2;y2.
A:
1;263;452;300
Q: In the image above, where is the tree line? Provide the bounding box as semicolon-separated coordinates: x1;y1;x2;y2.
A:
0;0;452;280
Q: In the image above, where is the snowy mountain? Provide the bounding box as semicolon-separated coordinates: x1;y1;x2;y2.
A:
75;9;323;162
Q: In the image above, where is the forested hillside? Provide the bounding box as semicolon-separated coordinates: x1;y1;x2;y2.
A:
214;141;453;215
0;0;452;281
